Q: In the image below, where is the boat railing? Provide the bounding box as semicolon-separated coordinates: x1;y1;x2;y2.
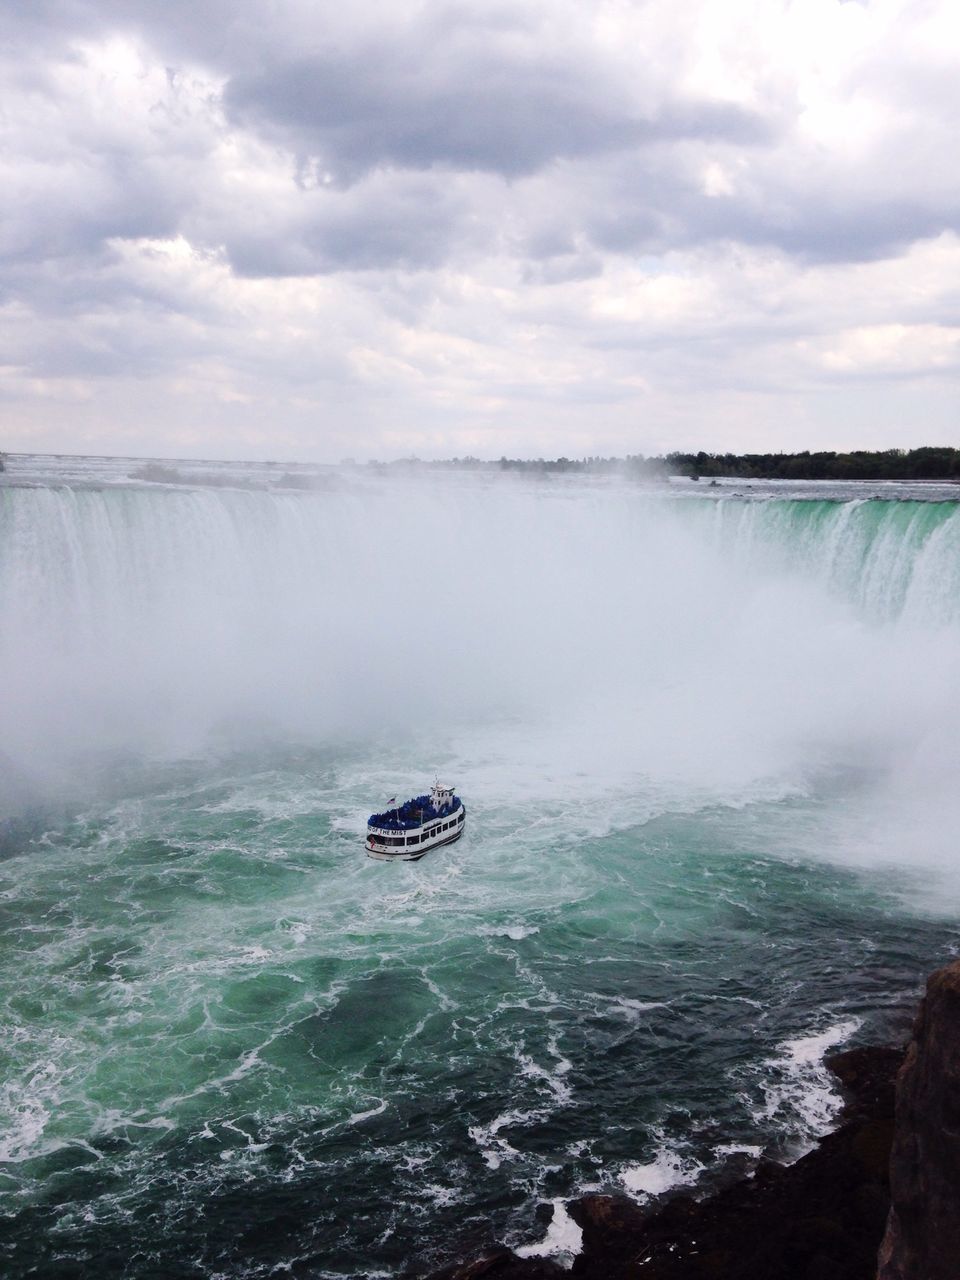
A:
368;795;462;830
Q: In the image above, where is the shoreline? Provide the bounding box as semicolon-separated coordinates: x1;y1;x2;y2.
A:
418;1044;904;1280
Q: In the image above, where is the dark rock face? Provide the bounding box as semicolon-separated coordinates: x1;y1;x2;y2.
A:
565;1046;901;1279
878;959;960;1280
420;1249;566;1279
419;1045;903;1280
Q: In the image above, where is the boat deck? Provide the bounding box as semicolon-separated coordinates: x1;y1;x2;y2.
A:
368;794;463;831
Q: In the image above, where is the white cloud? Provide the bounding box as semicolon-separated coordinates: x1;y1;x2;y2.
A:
1;1;958;458
815;323;960;375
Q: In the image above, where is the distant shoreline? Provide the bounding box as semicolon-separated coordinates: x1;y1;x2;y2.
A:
3;447;960;485
486;447;960;483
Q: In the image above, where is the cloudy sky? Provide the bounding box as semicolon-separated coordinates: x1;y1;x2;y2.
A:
2;0;958;461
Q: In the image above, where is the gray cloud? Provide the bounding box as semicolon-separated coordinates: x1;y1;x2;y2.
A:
222;176;477;277
590;179;960;267
3;0;954;280
223;43;770;184
2;0;959;460
2;157;182;270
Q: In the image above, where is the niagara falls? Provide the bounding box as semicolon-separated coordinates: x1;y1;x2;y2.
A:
4;0;960;1275
1;457;958;1276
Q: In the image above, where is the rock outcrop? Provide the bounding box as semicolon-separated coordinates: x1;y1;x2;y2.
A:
419;1045;903;1280
878;958;960;1280
423;962;960;1280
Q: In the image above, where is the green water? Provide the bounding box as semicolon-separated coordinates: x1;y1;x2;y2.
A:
1;747;956;1278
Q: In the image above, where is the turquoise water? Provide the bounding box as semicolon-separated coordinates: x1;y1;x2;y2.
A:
1;465;959;1276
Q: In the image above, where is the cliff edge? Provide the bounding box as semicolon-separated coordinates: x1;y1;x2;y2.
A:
878;957;960;1280
424;959;960;1280
421;1045;903;1280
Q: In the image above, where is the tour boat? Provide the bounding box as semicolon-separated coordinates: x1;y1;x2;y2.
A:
366;782;466;861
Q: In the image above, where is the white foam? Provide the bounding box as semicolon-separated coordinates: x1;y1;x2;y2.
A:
142;1115;176;1131
515;1046;572;1106
0;1052;69;1163
756;1017;861;1144
587;993;671;1024
479;924;540;941
419;1182;466;1208
347;1099;387;1125
515;1199;583;1268
622;1146;704;1198
713;1142;763;1160
0;1087;51;1162
467;1110;532;1169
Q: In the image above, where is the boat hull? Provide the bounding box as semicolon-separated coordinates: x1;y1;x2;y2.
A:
366;820;465;861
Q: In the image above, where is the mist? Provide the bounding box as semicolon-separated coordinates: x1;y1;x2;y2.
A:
2;472;958;882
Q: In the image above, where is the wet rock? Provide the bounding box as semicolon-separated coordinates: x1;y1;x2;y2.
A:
419;1045;904;1280
418;1250;566;1279
878;958;960;1280
561;1047;903;1278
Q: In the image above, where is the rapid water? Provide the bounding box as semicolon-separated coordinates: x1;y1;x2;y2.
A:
1;459;958;1278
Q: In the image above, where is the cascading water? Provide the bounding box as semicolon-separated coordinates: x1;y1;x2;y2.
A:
1;462;958;1278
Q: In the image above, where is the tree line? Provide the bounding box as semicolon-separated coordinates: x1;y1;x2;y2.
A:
662;447;960;480
464;447;960;480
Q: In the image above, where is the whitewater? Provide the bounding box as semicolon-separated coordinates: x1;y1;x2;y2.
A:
1;457;958;1278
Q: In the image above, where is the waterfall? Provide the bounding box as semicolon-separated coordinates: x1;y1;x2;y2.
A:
1;478;958;781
